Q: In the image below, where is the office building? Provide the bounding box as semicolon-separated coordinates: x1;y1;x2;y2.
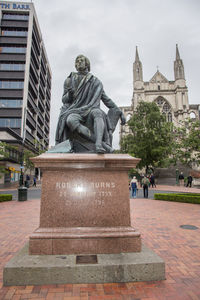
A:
0;1;52;184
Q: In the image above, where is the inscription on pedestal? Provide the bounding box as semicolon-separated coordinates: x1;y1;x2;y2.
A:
55;181;116;207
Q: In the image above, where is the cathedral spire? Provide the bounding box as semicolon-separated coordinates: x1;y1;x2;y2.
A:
133;46;143;82
174;44;185;80
135;46;140;62
176;44;180;60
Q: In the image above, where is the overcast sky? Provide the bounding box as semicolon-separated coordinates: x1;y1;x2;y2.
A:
18;0;200;148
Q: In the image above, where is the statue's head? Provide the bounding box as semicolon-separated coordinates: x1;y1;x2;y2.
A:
75;55;90;72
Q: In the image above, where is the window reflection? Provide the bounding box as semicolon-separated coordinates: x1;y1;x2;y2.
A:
1;30;27;36
0;47;26;53
2;14;29;20
0;64;25;71
0;99;23;108
0;81;24;89
0;118;21;128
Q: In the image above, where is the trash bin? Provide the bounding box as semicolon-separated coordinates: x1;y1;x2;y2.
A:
18;187;28;201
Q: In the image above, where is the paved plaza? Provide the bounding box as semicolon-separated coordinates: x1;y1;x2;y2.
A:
0;185;200;299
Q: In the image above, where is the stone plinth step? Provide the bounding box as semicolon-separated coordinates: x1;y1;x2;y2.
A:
3;243;165;286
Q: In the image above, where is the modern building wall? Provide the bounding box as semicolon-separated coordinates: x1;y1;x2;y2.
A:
120;45;200;141
0;1;51;152
0;1;52;184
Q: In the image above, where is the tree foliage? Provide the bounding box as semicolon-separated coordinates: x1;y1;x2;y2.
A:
173;119;200;167
120;101;174;170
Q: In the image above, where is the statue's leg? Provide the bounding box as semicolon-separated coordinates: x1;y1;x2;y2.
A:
91;109;106;154
67;113;94;141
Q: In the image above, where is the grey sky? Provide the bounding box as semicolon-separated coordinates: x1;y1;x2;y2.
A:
18;0;200;147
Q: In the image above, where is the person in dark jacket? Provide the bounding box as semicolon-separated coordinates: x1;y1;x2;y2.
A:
150;174;156;188
186;175;193;187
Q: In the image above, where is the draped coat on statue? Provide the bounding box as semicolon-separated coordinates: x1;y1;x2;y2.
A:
55;72;122;145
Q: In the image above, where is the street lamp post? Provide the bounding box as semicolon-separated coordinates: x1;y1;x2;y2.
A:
18;107;28;201
176;169;179;185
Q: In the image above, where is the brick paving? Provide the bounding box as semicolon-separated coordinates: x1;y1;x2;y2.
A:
0;185;200;299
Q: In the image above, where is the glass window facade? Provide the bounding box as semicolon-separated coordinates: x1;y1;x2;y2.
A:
2;14;29;21
1;30;28;37
0;118;21;127
0;81;24;89
0;99;23;108
0;47;26;53
0;63;25;71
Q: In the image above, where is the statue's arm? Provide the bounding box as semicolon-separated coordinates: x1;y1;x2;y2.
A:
62;77;73;104
101;90;118;109
101;90;126;125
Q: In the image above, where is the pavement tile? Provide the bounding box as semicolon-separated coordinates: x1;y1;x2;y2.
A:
0;185;200;299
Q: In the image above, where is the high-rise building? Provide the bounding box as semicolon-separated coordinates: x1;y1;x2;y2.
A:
120;45;200;141
0;1;51;185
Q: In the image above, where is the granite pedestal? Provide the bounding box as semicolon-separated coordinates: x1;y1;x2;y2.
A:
29;153;141;255
3;153;166;285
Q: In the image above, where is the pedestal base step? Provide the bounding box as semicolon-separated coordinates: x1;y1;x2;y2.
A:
29;226;141;255
3;242;165;286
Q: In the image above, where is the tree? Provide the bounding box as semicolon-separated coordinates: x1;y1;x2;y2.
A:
0;142;10;177
23;149;35;175
0;142;20;177
120;101;174;172
173;119;200;167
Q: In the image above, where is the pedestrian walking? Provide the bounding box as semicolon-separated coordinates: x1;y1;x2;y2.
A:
141;175;149;198
33;176;37;187
25;174;30;188
131;176;138;198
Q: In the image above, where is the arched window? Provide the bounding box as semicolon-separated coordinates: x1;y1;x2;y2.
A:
190;112;196;119
154;97;173;122
168;112;172;122
126;113;132;121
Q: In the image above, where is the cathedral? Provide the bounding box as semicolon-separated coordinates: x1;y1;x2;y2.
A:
120;45;200;140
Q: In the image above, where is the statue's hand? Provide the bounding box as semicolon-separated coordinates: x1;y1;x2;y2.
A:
120;113;126;125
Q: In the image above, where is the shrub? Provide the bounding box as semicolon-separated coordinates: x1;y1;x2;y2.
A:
0;194;12;202
154;193;200;204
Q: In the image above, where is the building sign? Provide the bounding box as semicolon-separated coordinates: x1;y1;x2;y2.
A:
9;167;15;172
0;3;30;10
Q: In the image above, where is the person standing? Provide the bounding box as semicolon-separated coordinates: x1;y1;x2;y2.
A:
186;174;193;187
150;174;156;188
179;172;184;186
131;176;138;198
142;175;149;198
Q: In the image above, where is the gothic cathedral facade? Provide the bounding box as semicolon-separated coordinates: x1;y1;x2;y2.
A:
120;45;200;140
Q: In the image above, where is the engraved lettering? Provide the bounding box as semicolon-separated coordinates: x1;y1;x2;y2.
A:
111;182;115;188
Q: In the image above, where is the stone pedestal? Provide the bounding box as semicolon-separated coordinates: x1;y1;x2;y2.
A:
29;153;141;255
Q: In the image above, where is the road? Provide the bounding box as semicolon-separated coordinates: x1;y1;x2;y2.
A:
0;186;178;201
0;187;41;201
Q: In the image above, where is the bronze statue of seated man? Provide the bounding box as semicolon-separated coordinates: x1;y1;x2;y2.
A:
55;54;126;153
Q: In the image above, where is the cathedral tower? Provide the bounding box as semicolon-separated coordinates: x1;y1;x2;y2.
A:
132;46;144;109
174;44;185;82
119;45;199;142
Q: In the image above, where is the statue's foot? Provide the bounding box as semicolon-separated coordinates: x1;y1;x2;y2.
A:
96;144;106;154
102;142;114;153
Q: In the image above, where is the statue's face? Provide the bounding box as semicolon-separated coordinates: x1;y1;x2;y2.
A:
75;56;87;72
